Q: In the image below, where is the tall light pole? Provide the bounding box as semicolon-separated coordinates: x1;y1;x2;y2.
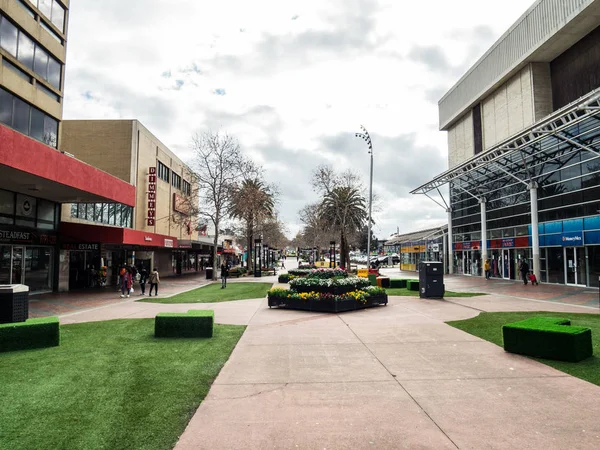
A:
355;125;373;267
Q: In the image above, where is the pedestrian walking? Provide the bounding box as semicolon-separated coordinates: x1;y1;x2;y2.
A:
149;268;160;296
220;262;228;289
484;259;491;280
281;257;286;269
519;258;529;285
120;267;132;298
139;267;148;295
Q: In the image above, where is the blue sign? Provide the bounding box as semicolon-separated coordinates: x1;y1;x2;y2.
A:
502;238;514;248
560;231;584;246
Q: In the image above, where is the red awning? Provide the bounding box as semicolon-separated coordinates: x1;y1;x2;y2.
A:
60;222;177;248
0;126;135;206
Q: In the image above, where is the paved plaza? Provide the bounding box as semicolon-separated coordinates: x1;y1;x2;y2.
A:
28;263;600;449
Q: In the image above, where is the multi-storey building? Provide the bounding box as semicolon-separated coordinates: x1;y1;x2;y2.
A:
58;120;208;290
413;0;600;287
0;0;135;293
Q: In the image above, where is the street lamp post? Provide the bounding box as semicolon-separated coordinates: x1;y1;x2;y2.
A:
355;125;373;268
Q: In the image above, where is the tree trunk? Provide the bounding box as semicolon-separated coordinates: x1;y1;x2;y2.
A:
340;232;346;269
212;220;219;281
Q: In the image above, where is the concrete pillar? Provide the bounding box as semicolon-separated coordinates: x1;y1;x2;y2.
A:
447;207;453;274
480;197;487;278
529;182;540;280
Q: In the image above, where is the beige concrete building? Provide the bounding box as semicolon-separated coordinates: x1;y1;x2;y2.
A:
414;0;600;288
0;1;136;293
59;120;207;290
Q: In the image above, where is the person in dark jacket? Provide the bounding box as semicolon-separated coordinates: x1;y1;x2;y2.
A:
139;267;148;295
520;258;530;285
221;263;229;289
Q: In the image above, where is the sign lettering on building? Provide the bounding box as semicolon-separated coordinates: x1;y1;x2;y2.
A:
148;167;156;226
164;239;174;248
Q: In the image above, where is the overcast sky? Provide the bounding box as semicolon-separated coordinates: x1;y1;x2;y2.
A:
63;0;531;240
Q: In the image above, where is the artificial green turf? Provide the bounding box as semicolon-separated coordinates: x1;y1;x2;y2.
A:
385;288;487;298
447;311;600;386
0;319;245;450
137;282;273;304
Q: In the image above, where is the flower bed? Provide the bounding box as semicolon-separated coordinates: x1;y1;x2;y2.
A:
289;276;371;294
267;285;387;312
287;268;348;279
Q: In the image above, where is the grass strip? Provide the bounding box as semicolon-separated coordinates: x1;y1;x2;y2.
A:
0;319;245;450
138;282;273;304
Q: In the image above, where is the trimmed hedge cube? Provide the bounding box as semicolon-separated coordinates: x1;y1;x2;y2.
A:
389;279;407;289
376;277;391;288
406;279;420;291
368;274;378;286
502;317;592;362
155;310;214;338
0;317;60;352
278;274;291;283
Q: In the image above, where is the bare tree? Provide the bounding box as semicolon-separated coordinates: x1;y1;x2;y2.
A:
190;131;250;280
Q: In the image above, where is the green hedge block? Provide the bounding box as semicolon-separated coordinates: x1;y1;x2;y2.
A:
0;317;60;352
406;280;420;291
278;274;290;283
368;274;378;286
390;279;407;289
155;310;214;338
502;317;593;362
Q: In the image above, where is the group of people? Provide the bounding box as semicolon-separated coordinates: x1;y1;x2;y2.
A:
118;266;160;298
483;257;538;285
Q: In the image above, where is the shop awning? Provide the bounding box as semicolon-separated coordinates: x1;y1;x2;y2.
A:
411;88;600;199
60;222;177;248
0;126;135;206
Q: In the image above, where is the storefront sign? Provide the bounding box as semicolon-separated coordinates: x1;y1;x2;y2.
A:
147;167;157;226
502;238;515;248
561;231;584;246
0;230;32;241
144;236;153;242
164;239;174;248
0;230;57;245
463;241;472;250
61;243;100;251
429;243;440;252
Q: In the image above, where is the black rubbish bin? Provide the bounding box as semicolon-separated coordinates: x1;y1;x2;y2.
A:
206;267;213;279
418;262;444;298
0;284;30;324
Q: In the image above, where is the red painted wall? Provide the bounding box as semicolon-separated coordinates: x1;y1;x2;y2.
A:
61;222;177;248
0;126;135;206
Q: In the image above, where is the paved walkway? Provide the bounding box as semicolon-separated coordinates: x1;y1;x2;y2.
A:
26;262;600;449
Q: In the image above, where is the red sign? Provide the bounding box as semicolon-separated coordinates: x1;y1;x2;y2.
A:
147;167;156;226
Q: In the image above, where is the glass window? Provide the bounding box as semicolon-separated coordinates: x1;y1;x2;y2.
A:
0;17;19;57
12;97;30;134
0;89;12;125
3;59;32;82
47;58;61;89
0;190;14;225
30;108;45;141
40;21;62;43
102;204;109;224
43;115;58;147
37;199;55;230
34;46;49;79
17;32;35;70
38;0;52;18
70;203;77;218
76;203;85;218
51;1;65;32
115;204;122;226
16;0;36;18
108;203;115;225
37;83;60;101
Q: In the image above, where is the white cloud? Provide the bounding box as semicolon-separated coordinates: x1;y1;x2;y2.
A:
63;0;531;240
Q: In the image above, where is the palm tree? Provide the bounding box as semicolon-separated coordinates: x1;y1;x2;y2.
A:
230;178;275;271
319;186;367;269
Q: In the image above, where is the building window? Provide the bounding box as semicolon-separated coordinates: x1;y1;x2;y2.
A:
28;0;65;33
172;172;181;190
182;180;191;196
70;202;133;228
2;59;32;83
473;103;483;155
0;14;62;89
157;161;170;183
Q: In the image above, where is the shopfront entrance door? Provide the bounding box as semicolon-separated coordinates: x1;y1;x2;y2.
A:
463;251;472;275
565;247;586;286
502;249;513;280
12;246;24;284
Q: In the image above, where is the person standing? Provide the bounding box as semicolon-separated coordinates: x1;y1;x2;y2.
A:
484;259;491;280
520;258;529;285
120;268;132;298
220;262;229;289
149;268;160;296
139;267;148;295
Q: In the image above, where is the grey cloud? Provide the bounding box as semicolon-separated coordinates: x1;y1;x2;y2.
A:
424;86;448;104
407;45;452;74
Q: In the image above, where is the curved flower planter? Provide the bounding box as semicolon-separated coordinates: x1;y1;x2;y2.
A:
268;294;388;312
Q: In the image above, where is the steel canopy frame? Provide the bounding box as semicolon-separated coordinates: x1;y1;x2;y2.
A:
411;88;600;198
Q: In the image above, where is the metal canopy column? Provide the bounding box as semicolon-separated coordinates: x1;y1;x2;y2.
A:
447;207;453;274
529;181;540;281
480;198;487;278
